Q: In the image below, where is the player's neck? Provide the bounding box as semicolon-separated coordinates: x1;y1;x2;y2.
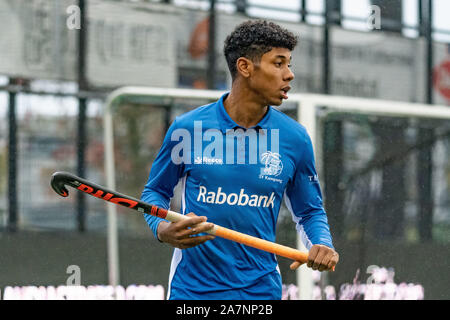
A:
224;83;268;129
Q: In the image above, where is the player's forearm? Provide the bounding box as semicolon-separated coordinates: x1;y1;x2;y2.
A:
144;213;166;240
141;188;171;239
299;212;334;249
141;186;171;209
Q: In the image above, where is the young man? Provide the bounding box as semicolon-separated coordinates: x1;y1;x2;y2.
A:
141;20;339;300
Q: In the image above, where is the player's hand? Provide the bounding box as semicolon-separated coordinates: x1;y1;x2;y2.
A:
157;212;216;249
289;244;339;272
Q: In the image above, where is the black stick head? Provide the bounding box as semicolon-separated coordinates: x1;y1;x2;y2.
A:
50;171;70;197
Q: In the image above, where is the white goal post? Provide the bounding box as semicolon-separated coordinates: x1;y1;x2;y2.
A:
102;86;450;299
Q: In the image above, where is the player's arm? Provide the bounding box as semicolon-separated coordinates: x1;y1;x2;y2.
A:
141;119;182;238
141;119;215;248
284;131;339;271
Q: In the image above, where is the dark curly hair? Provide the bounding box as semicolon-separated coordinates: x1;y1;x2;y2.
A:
223;20;298;80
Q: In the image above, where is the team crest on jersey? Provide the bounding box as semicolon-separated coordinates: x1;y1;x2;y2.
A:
259;152;283;184
261;151;283;176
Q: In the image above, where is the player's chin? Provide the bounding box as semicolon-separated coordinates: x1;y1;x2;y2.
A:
268;95;284;106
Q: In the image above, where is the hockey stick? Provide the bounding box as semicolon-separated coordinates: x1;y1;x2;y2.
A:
51;171;308;264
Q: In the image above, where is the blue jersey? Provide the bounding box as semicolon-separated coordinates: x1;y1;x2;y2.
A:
141;92;333;299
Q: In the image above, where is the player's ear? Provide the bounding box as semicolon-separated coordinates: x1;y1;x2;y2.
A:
236;57;254;79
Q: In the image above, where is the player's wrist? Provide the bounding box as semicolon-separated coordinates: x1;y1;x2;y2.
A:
156;221;169;243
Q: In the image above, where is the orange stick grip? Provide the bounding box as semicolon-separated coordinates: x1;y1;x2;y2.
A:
214;226;308;264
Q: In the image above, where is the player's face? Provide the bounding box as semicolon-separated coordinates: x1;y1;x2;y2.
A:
249;47;295;106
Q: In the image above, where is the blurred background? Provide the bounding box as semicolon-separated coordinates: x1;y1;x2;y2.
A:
0;0;449;299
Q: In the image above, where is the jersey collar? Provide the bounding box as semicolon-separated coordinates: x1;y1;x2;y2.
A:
216;92;272;133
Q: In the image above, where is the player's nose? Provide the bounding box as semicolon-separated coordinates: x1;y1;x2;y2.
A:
284;68;294;82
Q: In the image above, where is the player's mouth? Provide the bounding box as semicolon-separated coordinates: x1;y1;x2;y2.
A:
280;86;291;100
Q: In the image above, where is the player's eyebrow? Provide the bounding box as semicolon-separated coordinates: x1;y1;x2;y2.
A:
274;55;292;61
